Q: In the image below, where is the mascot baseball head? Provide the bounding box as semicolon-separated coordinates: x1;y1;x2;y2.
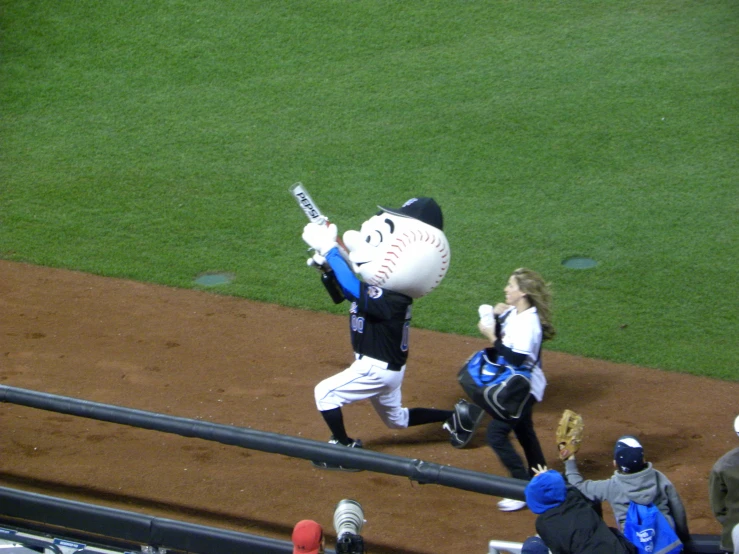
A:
342;197;450;298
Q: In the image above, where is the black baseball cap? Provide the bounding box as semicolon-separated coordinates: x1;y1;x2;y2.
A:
614;436;645;473
377;197;444;231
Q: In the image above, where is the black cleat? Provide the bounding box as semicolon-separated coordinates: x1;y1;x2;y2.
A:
442;399;485;449
311;437;365;472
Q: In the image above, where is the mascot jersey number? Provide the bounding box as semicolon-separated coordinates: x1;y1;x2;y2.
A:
301;197;453;470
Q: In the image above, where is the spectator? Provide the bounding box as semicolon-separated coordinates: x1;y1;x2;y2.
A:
709;415;739;553
525;467;635;553
292;519;325;554
562;435;690;545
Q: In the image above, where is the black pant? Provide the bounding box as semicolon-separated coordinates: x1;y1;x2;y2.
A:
485;396;546;481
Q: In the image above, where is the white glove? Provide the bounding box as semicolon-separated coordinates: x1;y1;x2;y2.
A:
478;304;495;328
306;253;327;268
302;222;338;256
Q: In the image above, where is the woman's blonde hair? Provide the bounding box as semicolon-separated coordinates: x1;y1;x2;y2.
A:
512;268;556;341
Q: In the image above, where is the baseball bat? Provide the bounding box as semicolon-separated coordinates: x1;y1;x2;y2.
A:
289;181;348;251
289;182;345;304
289;182;327;225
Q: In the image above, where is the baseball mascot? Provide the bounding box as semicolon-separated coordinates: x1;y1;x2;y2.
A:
302;197;453;470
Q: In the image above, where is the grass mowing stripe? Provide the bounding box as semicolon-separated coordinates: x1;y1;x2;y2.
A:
1;1;736;379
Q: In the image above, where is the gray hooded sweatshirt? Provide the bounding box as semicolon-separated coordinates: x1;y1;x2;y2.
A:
709;446;739;552
564;459;690;544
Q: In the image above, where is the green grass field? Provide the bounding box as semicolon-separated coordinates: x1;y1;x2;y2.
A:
2;1;737;380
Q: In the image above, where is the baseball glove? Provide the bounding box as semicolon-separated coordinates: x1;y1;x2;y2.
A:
556;409;584;460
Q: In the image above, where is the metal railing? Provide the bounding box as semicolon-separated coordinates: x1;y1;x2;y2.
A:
0;385;526;500
0;385;722;554
0;486;297;553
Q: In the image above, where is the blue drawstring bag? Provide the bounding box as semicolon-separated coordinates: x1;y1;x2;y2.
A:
623;501;683;554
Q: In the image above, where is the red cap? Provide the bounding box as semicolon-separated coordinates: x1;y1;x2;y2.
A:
292;520;323;554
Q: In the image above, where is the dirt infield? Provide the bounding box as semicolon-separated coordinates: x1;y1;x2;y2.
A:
1;260;736;553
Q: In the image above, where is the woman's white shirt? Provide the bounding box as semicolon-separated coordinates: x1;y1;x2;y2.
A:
500;306;546;401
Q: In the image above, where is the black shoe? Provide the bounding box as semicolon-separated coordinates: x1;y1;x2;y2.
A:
328;436;363;448
442;400;485;449
311;437;365;472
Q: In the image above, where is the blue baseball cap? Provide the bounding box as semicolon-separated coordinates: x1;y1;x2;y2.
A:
525;470;566;514
521;535;549;554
